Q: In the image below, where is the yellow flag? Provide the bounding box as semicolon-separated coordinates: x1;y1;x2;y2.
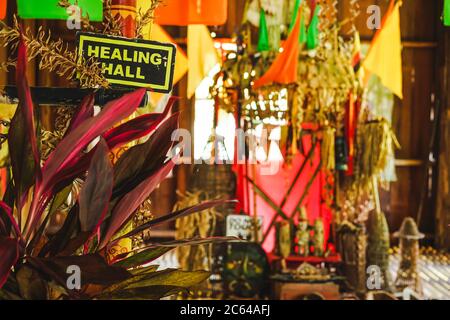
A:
137;0;188;104
0;104;17;168
150;25;188;85
363;2;403;99
148;25;189;105
187;25;219;99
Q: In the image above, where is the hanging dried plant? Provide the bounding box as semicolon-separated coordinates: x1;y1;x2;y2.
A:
0;17;109;88
102;0;124;36
135;0;164;38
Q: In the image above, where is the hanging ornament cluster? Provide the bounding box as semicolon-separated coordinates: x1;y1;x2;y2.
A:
242;87;289;126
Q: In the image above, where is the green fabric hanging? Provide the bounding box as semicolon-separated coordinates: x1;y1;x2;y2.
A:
307;5;320;50
289;0;302;32
444;0;450;26
258;9;270;52
299;15;307;44
17;0;103;21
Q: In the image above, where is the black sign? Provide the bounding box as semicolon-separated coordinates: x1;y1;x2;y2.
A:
76;32;176;93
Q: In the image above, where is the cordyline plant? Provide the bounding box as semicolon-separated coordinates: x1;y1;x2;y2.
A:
0;40;236;300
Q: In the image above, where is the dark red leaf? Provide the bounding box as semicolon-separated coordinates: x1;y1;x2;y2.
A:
26;89;146;239
79;138;113;234
0;217;6;235
67;94;95;133
0;237;19;288
16;39;41;183
57;231;91;257
103;96;177;151
29;254;131;287
41;88;145;194
44;98;177;199
99;156;177;249
112;113;180;200
0;201;22;240
8;40;41;213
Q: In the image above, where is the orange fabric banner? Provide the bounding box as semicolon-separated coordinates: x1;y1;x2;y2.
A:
0;0;6;20
253;8;301;88
154;0;227;26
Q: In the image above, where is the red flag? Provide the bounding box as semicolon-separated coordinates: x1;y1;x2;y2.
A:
253;8;301;88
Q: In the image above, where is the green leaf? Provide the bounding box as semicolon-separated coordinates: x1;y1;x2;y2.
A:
16;266;48;300
29;254;131;287
98;269;210;300
38;204;80;257
0;237;19;289
0;288;22;300
105;285;186;300
113;237;239;265
98;268;176;296
128;265;159;276
113;247;172;268
124;270;210;290
28;184;72;254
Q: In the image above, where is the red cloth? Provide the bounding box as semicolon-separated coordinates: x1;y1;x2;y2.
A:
154;0;228;26
234;134;332;253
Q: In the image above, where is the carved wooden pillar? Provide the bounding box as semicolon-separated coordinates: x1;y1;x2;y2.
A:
111;0;137;38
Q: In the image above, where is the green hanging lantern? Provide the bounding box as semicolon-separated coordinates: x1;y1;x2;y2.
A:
17;0;103;21
289;0;302;32
257;9;270;52
444;0;450;26
306;5;320;50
